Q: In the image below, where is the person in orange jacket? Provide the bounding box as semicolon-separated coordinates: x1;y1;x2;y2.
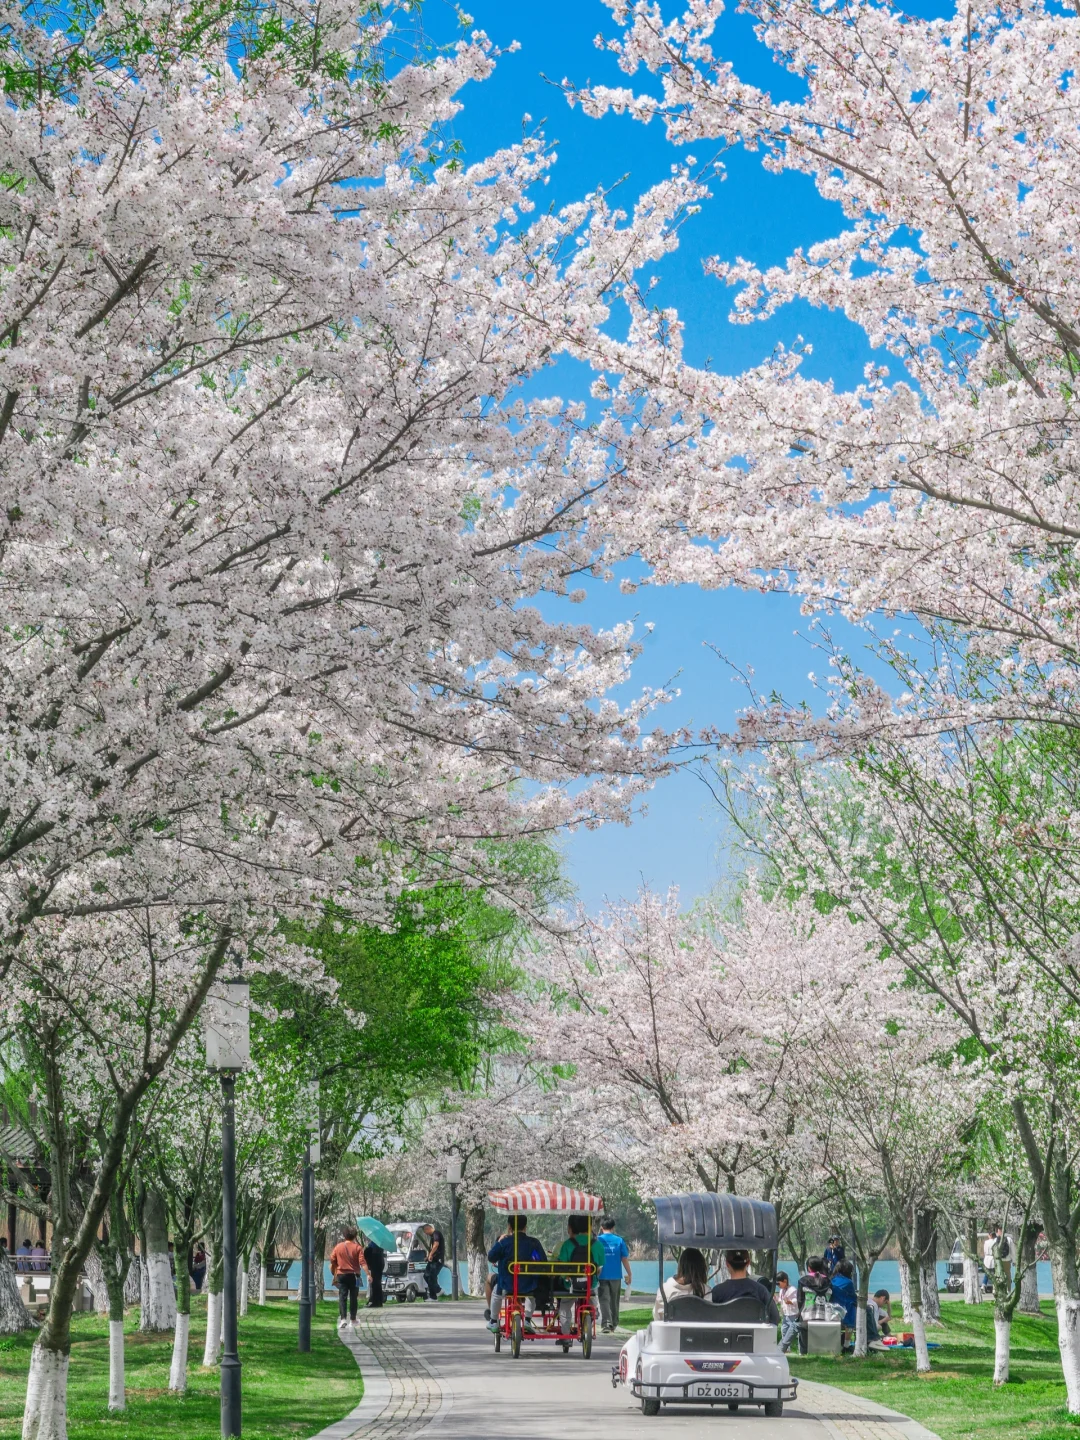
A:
330;1225;369;1328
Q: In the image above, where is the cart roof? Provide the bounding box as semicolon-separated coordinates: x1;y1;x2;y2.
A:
488;1181;604;1216
653;1193;778;1250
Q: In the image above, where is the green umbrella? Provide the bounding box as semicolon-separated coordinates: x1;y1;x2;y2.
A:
356;1216;398;1252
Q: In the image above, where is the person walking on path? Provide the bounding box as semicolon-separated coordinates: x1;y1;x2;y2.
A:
597;1217;632;1333
330;1226;368;1328
363;1238;386;1308
422;1224;446;1302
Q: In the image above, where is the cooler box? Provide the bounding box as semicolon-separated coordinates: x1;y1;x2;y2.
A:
805;1319;842;1355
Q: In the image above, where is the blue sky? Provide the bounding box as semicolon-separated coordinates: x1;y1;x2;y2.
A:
422;0;891;910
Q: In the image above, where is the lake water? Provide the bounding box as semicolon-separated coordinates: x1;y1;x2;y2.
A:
287;1256;1056;1298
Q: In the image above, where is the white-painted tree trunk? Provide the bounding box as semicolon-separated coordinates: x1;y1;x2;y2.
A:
911;1307;930;1373
238;1262;248;1317
899;1260;913;1322
202;1291;222;1366
993;1313;1011;1384
139;1251;176;1333
107;1319;125;1411
853;1299;867;1357
258;1264;267;1306
169;1312;190;1393
963;1256;982;1304
921;1261;942;1325
21;1344;69;1440
1056;1295;1080;1413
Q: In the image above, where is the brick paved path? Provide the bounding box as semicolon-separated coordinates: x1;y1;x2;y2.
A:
308;1303;940;1440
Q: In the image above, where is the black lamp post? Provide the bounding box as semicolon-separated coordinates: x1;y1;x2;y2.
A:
298;1080;319;1354
205;975;250;1439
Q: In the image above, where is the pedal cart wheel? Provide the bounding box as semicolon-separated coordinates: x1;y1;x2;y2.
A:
493;1326;501;1353
580;1309;593;1359
510;1311;523;1358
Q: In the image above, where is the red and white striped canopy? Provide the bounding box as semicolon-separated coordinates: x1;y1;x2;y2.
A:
488;1181;605;1215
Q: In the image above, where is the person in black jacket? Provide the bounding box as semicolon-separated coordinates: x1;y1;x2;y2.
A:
363;1240;385;1308
711;1249;781;1325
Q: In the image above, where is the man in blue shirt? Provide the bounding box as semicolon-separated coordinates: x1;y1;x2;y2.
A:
486;1216;546;1333
597;1217;632;1332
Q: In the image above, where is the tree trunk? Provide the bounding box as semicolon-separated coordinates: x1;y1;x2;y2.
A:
202;1291;222;1366
21;1347;69;1440
963;1213;982;1304
853;1270;870;1358
0;1250;33;1335
169;1314;190;1392
81;1251;109;1317
899;1259;912;1322
993;1310;1011;1384
122;1252;140;1307
466;1204;487;1297
258;1261;267;1306
906;1258;931;1373
138;1192;175;1333
1049;1241;1080;1413
107;1321;125;1412
202;1244;223;1367
169;1244;191;1393
915;1208;941;1325
1019;1224;1042;1316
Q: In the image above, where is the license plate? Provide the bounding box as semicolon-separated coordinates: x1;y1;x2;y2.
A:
689;1382;745;1399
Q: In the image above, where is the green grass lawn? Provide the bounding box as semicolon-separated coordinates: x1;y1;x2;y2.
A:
619;1297;1076;1440
0;1297;359;1439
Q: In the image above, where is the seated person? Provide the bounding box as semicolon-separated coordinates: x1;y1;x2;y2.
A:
865;1296;880;1343
710;1249;780;1325
654;1246;710;1319
871;1288;892;1338
556;1215;605;1331
486;1216;546;1333
829;1258;857;1340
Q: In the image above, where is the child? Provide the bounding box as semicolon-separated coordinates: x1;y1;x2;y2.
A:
775;1270;800;1353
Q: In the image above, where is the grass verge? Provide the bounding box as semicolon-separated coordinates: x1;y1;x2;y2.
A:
0;1297;359;1439
619;1297;1075;1440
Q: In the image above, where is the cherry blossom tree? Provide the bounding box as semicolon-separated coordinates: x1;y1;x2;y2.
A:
527;887;829;1258
569;0;1080;726
0;0;706;985
719;714;1080;1403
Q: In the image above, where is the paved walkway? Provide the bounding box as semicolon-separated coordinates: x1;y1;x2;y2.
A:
309;1303;941;1440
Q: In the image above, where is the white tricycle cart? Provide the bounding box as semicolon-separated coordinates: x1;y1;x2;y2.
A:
613;1192;797;1419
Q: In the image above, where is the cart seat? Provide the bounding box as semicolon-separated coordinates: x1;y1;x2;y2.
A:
667;1295;768;1324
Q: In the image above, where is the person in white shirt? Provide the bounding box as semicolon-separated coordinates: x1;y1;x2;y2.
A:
653;1247;710;1319
775;1271;799;1352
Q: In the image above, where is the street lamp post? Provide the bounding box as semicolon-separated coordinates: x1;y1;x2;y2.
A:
298;1080;320;1354
205;976;251;1439
446;1156;463;1302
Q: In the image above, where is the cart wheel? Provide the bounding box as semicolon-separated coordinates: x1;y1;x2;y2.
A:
493;1327;501;1353
763;1400;784;1419
394;1295;406;1304
580;1310;593;1360
560;1341;571;1353
510;1311;523;1359
641;1397;661;1416
727;1402;739;1411
405;1286;419;1303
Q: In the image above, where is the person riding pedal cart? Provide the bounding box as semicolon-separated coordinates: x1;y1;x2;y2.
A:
487;1217;546;1333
